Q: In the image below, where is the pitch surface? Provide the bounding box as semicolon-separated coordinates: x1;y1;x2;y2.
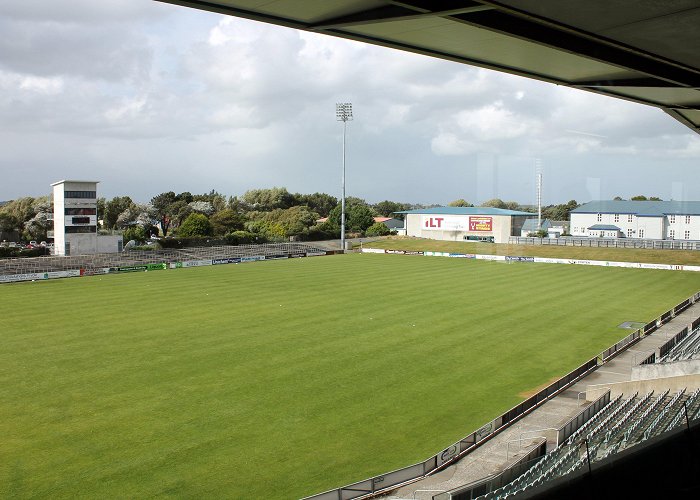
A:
1;254;698;498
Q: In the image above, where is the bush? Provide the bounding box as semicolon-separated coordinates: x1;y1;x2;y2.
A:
123;226;147;244
178;213;213;238
0;247;47;259
365;222;390;237
224;231;265;245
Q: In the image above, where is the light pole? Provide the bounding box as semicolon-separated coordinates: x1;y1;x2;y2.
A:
336;102;353;252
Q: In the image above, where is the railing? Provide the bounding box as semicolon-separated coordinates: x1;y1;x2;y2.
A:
557;391;612;444
600;330;642;362
659;327;690;360
438;440;547;500
508;237;700;251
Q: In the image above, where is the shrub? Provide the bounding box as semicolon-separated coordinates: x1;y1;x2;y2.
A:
178;213;213;238
365;222;390;237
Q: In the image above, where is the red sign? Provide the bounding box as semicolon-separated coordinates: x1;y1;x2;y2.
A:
469;216;492;232
424;217;445;229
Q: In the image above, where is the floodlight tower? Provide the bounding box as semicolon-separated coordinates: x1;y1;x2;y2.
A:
336;102;353;252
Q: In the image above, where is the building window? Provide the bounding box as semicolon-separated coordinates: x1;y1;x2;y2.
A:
65;208;96;215
639;229;644;238
597;213;602;222
669;229;675;239
614;214;619;222
685;231;691;240
628;214;633;222
71;216;91;225
64;190;96;199
686;216;691;224
670;215;676;223
627;229;633;238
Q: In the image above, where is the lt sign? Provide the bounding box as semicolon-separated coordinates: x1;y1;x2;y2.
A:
422;216;467;231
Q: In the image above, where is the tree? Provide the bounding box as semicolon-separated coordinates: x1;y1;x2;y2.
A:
123;226;147;244
348;205;375;232
374;200;411;217
1;197;37;233
188;201;215;215
613;196;624;201
0;212;19;233
241;187;294;211
295;192;338;217
96;197;106;229
542;200;580;221
178;213;213;237
480;198;507;209
25;207;52;240
116;204;157;230
365;222;390;236
150;191;178;236
169;200;192;229
103;196;133;230
448;199;473;207
631;195;662;201
210;209;245;236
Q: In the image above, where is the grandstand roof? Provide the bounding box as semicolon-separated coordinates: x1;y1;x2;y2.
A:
159;0;700;135
395;206;532;216
573;200;700;216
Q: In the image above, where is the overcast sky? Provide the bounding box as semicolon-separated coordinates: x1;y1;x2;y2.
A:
1;1;699;206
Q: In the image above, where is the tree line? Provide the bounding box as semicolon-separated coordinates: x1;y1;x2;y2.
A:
1;188;664;246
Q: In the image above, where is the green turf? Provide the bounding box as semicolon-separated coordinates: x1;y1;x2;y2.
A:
1;254;698;499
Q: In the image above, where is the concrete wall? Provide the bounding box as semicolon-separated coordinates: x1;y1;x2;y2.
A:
98;235;122;253
587;373;700;401
631;359;700;381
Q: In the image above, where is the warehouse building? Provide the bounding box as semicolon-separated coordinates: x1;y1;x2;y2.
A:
396;207;532;244
570;201;700;240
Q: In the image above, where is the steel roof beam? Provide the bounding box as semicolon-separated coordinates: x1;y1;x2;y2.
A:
310;4;493;30
446;9;700;88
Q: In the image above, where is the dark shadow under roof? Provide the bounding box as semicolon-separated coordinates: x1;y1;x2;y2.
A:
158;0;700;135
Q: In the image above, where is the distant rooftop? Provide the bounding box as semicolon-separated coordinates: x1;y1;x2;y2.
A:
588;224;621;231
395;207;532;216
573;200;700;216
522;218;551;231
50;180;100;186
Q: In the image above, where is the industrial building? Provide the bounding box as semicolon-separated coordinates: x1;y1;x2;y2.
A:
570;201;700;240
397;207;532;244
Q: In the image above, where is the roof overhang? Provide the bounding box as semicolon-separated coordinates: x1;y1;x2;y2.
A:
157;0;700;135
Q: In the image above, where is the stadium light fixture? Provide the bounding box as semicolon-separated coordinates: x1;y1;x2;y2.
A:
336;102;353;252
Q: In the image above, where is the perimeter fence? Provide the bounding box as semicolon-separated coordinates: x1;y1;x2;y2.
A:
509;236;700;250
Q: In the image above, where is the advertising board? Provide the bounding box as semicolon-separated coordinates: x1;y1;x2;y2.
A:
422;216;467;231
469;216;492;232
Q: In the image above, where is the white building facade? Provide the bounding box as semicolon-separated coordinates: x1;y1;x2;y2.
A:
398;207;532;244
570;201;700;240
52;180;122;255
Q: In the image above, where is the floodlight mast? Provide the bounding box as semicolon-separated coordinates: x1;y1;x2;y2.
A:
336;103;353;252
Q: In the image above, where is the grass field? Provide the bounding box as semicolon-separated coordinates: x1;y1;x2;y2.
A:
363;236;700;265
1;254;699;499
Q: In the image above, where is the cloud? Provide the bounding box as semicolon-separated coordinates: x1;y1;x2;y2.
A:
0;1;698;205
